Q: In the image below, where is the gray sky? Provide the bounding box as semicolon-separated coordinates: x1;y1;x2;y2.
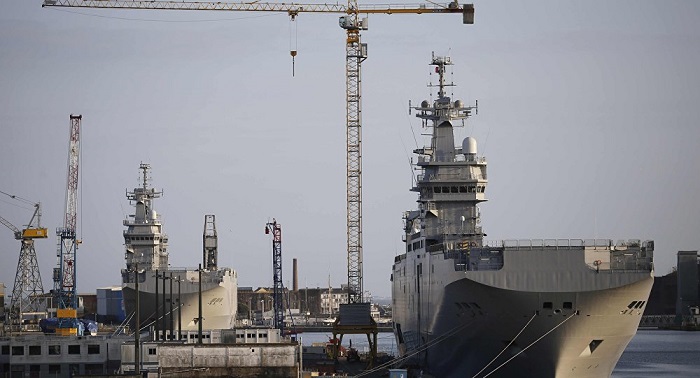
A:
1;0;699;299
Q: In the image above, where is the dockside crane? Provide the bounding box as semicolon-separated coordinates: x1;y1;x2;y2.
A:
265;219;284;334
0;191;47;325
203;214;218;271
54;114;82;335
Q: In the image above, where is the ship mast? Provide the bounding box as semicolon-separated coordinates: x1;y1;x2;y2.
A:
410;54;485;247
123;163;169;271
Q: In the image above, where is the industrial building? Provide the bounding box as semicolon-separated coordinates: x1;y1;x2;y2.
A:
0;334;127;377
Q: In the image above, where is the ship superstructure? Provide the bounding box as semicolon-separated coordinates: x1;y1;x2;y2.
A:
391;54;654;377
121;164;236;336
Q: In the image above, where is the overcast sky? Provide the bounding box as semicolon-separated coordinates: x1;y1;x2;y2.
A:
1;1;699;300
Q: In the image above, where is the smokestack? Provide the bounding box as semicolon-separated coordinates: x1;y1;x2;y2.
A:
293;258;298;292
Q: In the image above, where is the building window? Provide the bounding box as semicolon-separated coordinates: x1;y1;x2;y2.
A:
543;302;553;309
48;365;60;374
11;346;24;355
148;348;156;355
563;302;573;310
1;345;9;355
68;345;81;355
88;344;100;354
29;345;41;355
48;345;61;355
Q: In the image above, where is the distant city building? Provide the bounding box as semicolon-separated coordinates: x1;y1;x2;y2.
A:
237;285;354;320
1;283;5;323
96;286;126;324
645;250;700;317
677;251;699;317
320;288;348;315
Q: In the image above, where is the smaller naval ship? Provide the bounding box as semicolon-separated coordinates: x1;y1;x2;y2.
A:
121;163;237;337
391;54;654;377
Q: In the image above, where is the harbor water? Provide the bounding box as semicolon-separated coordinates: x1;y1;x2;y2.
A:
301;330;700;377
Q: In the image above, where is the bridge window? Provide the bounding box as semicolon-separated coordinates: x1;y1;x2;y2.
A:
543;302;553;309
563;302;573;310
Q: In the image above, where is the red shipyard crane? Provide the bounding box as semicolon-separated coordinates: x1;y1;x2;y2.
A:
54;114;82;334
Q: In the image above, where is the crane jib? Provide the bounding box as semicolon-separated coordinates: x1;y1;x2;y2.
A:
43;1;472;18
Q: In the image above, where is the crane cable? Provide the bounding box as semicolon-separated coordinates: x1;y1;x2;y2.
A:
289;14;298;76
355;317;477;377
480;313;576;378
471;312;537;378
0;190;36;208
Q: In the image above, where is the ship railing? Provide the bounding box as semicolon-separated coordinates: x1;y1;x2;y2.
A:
416;172;486;182
422;225;483;237
499;239;613;249
167;267;230;282
417;155;487;164
123;219;161;226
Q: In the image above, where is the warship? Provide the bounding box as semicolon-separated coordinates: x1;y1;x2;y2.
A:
391;54;654;377
121;163;237;336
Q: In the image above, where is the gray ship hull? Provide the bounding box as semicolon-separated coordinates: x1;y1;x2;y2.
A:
392;244;654;378
122;268;236;333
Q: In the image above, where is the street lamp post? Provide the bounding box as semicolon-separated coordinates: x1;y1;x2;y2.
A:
198;264;202;344
169;272;174;340
177;275;181;341
133;263;140;375
154;269;159;341
161;273;167;341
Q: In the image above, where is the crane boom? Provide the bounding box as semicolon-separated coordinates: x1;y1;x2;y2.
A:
0;215;21;238
55;114;82;311
265;219;284;334
43;1;471;18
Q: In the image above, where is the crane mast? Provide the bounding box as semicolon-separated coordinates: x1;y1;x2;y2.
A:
341;0;366;304
203;214;218;270
265;219;284;334
54;114;81;310
42;0;474;309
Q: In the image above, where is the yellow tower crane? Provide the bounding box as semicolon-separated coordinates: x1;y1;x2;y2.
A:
0;190;47;329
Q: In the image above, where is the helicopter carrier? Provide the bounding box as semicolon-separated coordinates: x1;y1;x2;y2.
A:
391;54;654;377
121;164;237;336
